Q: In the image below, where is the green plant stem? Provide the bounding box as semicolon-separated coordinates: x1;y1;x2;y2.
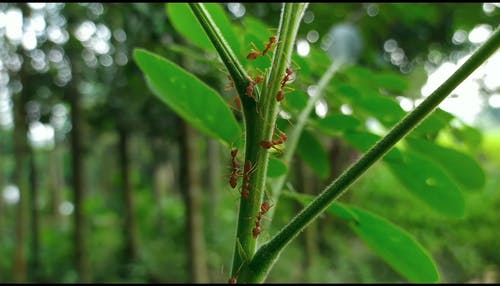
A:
230;3;307;279
238;25;500;283
189;3;256;123
189;3;308;281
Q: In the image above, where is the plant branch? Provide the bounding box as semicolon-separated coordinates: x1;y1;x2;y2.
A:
239;24;500;283
188;3;256;126
229;3;308;280
189;3;308;281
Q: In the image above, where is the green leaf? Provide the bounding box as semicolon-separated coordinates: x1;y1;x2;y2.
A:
450;121;483;150
353;95;406;126
284;192;439;283
343;65;375;87
166;3;241;58
297;130;330;179
267;158;287;178
167;4;214;51
134;49;241;145
413;108;454;136
343;131;465;216
347;206;440;283
283;90;308;111
334;83;363;101
316;114;361;135
305;45;331;78
386;151;465;217
373;72;409;93
406;137;485;191
328;202;360;223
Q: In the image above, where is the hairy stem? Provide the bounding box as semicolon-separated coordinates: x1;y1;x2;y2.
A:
230;3;308;279
189;3;308;281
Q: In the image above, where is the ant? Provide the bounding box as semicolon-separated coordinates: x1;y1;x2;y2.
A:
246;35;277;60
276;67;295;102
252;200;274;238
241;160;256;199
276;90;286;102
262;35;277;56
260;131;288;153
245;73;265;99
280;67;294;89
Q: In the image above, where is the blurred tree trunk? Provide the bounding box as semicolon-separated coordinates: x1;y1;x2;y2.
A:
153;161;172;205
69;83;89;282
295;158;319;281
206;138;220;244
12;81;29;283
178;119;209;283
118;128;139;267
328;138;359;200
151;138;170;209
317;137;360;267
48;139;64;219
29;151;40;281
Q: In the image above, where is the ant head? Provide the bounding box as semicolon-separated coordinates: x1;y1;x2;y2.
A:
260;140;273;149
261;200;272;213
270;35;277;42
231;149;238;157
255;74;265;84
244;160;253;172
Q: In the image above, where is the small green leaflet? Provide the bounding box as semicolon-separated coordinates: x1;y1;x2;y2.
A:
134;49;241;146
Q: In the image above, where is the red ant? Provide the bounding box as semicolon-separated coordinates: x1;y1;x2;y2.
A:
223;74;244;113
280;67;294;89
276;84;294;102
252;200;273;238
229;149;240;189
260;131;288;153
241;160;256;199
276;67;295;102
245;73;265;99
262;35;277;56
246;35;277;60
232;96;242;110
276;90;285;102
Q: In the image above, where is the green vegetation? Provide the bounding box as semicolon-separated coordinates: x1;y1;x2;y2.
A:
0;2;499;283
